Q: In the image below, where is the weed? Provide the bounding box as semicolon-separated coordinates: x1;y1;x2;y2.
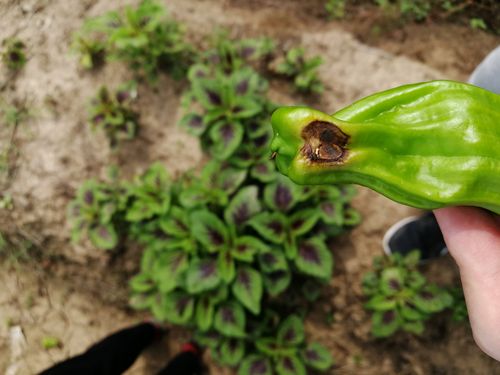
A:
78;0;193;82
41;336;61;350
273;47;324;94
88;82;138;147
325;0;346;20
362;250;453;337
70;35;105;70
1;38;26;71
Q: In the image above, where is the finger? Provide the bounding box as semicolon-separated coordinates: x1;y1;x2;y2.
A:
434;206;500;361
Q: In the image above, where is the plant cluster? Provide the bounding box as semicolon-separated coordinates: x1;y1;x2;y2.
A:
325;0;347;20
76;0;193;81
88;83;139;147
1;37;26;71
362;250;454;337
273;47;324;94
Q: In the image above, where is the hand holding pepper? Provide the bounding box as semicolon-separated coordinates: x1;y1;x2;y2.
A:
435;207;500;361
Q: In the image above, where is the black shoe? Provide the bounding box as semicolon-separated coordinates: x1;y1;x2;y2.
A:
382;212;447;262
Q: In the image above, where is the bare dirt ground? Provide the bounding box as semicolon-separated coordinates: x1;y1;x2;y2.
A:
1;0;499;374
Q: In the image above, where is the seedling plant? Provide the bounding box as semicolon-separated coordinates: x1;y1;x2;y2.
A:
362;250;453;337
78;0;193;82
273;47;324;94
1;37;26;71
88;82;138;147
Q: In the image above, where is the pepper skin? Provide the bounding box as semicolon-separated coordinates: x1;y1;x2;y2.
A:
270;80;500;214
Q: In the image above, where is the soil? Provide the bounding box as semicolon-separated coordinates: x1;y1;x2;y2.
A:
1;1;499;374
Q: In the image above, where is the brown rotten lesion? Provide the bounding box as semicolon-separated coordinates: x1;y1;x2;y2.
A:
300;120;349;163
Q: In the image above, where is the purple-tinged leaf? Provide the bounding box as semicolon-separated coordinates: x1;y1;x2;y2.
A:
289;209;320;237
219;339;245;367
300;342;333;371
186;258;221;294
159;206;190;238
238;355;272;375
163;292;194;325
224;186;261;229
250;160;277;183
209;121;244;160
129;273;154;294
275;355;306;375
89;224;118;250
295;238;333;280
372;309;401;337
214;302;246;338
263;176;300;212
263;270;291;297
233;236;267;262
318;201;343;225
190;210;229;252
232;267;263;315
411;285;453;314
343;207;361;226
180;113;207;136
380;268;404;296
152;250;188;293
258;248;288;273
277;315;304;346
248;212;287;244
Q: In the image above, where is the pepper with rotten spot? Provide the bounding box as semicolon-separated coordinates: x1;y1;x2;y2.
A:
270;80;500;214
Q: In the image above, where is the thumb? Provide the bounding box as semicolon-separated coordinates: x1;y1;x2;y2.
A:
434;206;500;361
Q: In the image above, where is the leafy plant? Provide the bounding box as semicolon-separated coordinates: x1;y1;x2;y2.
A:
470;17;487;31
1;38;26;71
449;286;468;322
375;0;431;21
70;35;105;69
88;82;138;147
78;0;193;81
273;47;324;94
325;0;346;20
362;250;453;337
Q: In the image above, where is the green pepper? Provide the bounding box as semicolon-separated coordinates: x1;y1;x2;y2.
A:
270;80;500;214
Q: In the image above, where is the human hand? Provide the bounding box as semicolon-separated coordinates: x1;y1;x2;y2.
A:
434;206;500;361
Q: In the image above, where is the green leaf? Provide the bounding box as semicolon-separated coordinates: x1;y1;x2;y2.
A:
301;342;333;371
411;286;453;313
318;201;344;225
190;210;229;252
248;212;287;244
343;207;361;226
403;249;421;268
233;236;267;262
186;258;221;294
214;302;246;338
263;176;300;212
163;292;195;325
250;160;277;183
364;295;397;311
264;271;291;297
372;309;401;338
258;248;288;273
238;355;272;375
255;338;283;355
209;121;244;160
89;224;118;249
400;303;425;321
129;273;154;293
295;238;333;280
180;112;207;136
218;250;236;283
402;320;425;335
276;355;306;375
196;297;214;332
277;315;304;346
232;266;263;315
159;206;190;237
219;339;245;367
224;186;261;229
289;209;320;237
152;250;188;293
380;267;405;295
216;167;247;195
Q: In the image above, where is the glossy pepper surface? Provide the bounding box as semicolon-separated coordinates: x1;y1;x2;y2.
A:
270;80;500;214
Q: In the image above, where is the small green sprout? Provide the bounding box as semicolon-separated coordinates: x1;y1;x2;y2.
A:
71;35;106;69
325;0;346;20
42;336;61;350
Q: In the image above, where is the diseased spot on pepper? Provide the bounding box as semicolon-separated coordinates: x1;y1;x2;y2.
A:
301;121;349;164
